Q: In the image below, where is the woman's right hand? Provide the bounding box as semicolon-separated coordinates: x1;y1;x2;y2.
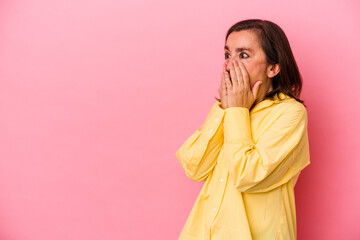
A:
218;61;229;109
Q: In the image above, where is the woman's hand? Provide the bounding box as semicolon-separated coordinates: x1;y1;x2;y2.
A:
224;59;262;109
218;62;229;109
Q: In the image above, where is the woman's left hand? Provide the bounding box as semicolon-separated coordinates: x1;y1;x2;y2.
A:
224;59;263;109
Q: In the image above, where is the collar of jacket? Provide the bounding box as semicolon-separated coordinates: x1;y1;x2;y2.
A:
250;92;293;113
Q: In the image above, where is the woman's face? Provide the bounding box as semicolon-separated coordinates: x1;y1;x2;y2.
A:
224;30;273;91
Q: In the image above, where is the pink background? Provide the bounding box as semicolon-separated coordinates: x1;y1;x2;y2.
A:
0;0;359;239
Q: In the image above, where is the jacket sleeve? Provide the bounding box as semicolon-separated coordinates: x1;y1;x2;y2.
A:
223;102;311;193
175;101;226;182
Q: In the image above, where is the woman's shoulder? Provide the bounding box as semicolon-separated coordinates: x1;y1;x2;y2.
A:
276;94;307;115
279;92;306;107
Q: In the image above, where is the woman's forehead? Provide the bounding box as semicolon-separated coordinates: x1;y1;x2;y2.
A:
225;30;261;51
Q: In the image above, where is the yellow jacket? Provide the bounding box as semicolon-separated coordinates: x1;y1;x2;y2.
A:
175;93;311;240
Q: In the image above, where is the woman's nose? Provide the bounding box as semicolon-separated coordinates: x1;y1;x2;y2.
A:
225;59;235;71
224;59;229;71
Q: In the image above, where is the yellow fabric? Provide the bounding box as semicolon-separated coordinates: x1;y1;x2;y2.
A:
175;93;311;240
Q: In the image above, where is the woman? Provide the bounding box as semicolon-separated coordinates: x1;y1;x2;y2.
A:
175;19;310;240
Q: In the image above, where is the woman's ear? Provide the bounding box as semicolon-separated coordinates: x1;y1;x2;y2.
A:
267;63;280;78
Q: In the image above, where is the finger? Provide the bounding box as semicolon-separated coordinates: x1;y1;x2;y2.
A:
229;61;237;88
224;70;232;91
223;71;228;95
252;81;262;98
233;60;243;88
238;61;250;89
221;61;227;81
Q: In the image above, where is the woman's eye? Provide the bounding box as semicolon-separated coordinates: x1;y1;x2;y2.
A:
240;52;249;58
225;52;248;59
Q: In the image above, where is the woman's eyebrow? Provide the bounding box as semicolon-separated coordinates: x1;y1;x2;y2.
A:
224;45;253;53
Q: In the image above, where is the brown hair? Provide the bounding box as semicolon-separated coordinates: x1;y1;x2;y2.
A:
215;19;306;107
